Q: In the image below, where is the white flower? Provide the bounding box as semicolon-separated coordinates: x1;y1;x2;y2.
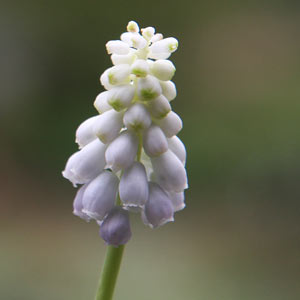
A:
137;75;162;101
93;109;123;143
123;103;151;131
94;91;112;114
62;21;188;245
150;59;176;81
107;84;135;111
105;131;138;172
75;115;99;148
157;111;182;138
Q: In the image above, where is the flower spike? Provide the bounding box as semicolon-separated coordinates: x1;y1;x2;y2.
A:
62;21;188;247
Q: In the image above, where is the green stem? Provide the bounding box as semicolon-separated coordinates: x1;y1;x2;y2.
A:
95;245;125;300
137;132;143;162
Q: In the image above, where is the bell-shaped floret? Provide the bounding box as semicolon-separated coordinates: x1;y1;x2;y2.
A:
121;32;147;49
105;131;138;172
73;184;91;221
150;60;176;81
123;103;151;131
151;150;188;192
75;116;99;149
137;75;162;101
94;91;112;114
119;162;149;209
143;182;174;228
168;136;186;165
131;59;150;77
111;50;137;66
107;84;135;111
99;207;132;246
106;40;130;55
148;37;178;60
62;139;107;186
93;110;123;144
157;111;182;137
168;191;185;212
147;94;171;119
82;170;119;221
160;80;177;101
143;124;168;157
107;64;131;85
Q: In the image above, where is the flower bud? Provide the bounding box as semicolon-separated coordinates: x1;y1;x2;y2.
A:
158;111;182;137
107;84;135;111
143;124;168;157
106;40;130;55
105;131;138;172
160;80;177;101
94;91;112;114
73;184;91;221
168;191;185;212
62;139;106;186
150;33;163;43
141;27;155;40
151;150;188;192
131;59;150;77
119;162;149;209
147;94;171;119
100;70;114;90
75;116;99;149
100;207;132;246
127;21;139;33
82;170;119;221
121;32;147;49
151;60;176;81
137;75;162;101
111;50;137;66
168;136;186;165
123;103;151;131
93;110;123;144
107;64;131;85
149;37;178;54
143;182;174;228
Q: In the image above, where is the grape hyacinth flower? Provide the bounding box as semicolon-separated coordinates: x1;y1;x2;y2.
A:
62;21;188;300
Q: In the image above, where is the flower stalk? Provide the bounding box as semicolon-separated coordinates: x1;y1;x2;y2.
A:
95;245;125;300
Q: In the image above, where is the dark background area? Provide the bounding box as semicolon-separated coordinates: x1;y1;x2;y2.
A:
1;0;299;299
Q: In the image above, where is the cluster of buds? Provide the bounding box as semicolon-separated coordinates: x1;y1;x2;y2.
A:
62;21;188;246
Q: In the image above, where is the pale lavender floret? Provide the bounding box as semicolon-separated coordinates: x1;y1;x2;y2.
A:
99;207;132;247
119;162;149;209
167;136;186;165
168;191;185;212
62;139;107;187
143;124;168;157
73;184;91;221
105;130;138;172
143;182;174;228
151;149;188;192
82;170;119;221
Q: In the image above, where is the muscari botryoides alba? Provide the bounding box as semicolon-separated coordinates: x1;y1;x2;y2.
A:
62;21;188;246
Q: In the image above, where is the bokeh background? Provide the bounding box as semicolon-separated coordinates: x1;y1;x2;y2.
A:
1;0;300;299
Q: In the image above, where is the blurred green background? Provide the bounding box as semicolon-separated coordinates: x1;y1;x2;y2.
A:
1;0;300;299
